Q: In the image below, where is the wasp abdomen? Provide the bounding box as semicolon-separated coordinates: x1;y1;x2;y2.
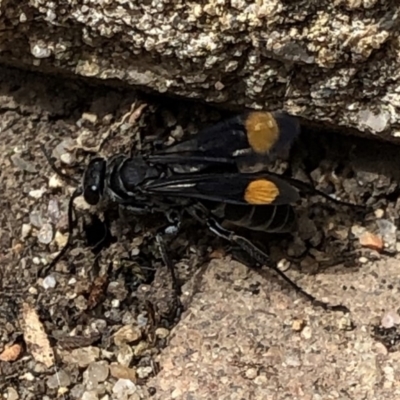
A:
222;204;296;233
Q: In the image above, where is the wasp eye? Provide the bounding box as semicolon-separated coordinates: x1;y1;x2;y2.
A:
83;158;106;205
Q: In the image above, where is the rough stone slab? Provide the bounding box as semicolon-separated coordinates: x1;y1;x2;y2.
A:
1;2;400;139
148;258;400;399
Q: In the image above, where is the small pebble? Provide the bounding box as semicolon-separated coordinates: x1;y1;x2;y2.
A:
131;247;140;256
74;195;91;210
111;299;120;308
21;372;35;381
21;224;32;239
109;364;137;382
112;379;137;397
107;281;128;301
42;275;56;289
82;112;98;124
171;388;182;399
28;286;38;295
46;370;71;389
11;154;36;173
245;368;258;379
117;345;133;367
6;387;19;400
48;174;64;189
136;314;148;327
81;391;99;400
60;152;74;165
121;311;135;325
32;257;41;265
47;199;60;223
59;347;100;368
359;232;384;251
359;256;369;264
113;325;142;346
38;223;54;244
292;319;305;332
155;327;170;339
381;311;400;329
136;366;153;379
301;326;312;340
29;188;46;199
85;361;109;384
29;210;43;228
54;231;68;248
70;384;85;399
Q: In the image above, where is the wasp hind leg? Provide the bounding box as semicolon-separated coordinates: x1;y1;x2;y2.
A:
155;233;182;298
206;217;349;313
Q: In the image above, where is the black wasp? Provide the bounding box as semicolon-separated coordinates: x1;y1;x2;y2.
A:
42;111;353;312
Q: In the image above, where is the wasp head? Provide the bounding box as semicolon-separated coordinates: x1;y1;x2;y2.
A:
83;158;107;205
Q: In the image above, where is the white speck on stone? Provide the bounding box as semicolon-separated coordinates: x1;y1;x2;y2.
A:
171;388;182;399
111;299;120;308
245;367;258;379
42;275;57;290
54;231;68;248
29;188;46;199
60;152;74;165
301;326;312;340
21;224;32;239
32;257;41;265
68;277;77;285
136;366;153;379
31;43;52;59
49;174;64;189
374;209;385;219
21;372;35;381
28;286;38;295
46;9;57;22
81;112;98;124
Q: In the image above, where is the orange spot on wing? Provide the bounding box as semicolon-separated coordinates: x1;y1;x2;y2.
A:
245;112;279;154
244;179;279;205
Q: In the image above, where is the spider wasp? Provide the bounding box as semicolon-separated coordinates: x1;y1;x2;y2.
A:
42;111;356;312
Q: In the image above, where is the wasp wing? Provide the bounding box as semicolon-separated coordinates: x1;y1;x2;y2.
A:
148;111;300;169
144;173;300;206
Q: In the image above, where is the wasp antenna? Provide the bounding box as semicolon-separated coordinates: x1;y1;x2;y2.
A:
40;143;80;185
285;176;366;210
38;187;83;277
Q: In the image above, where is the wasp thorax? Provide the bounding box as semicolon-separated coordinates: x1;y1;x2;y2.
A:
83;158;107;205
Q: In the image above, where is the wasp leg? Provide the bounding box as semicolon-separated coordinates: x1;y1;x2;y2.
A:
39;187;83;277
155;233;182;298
206;217;349;313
